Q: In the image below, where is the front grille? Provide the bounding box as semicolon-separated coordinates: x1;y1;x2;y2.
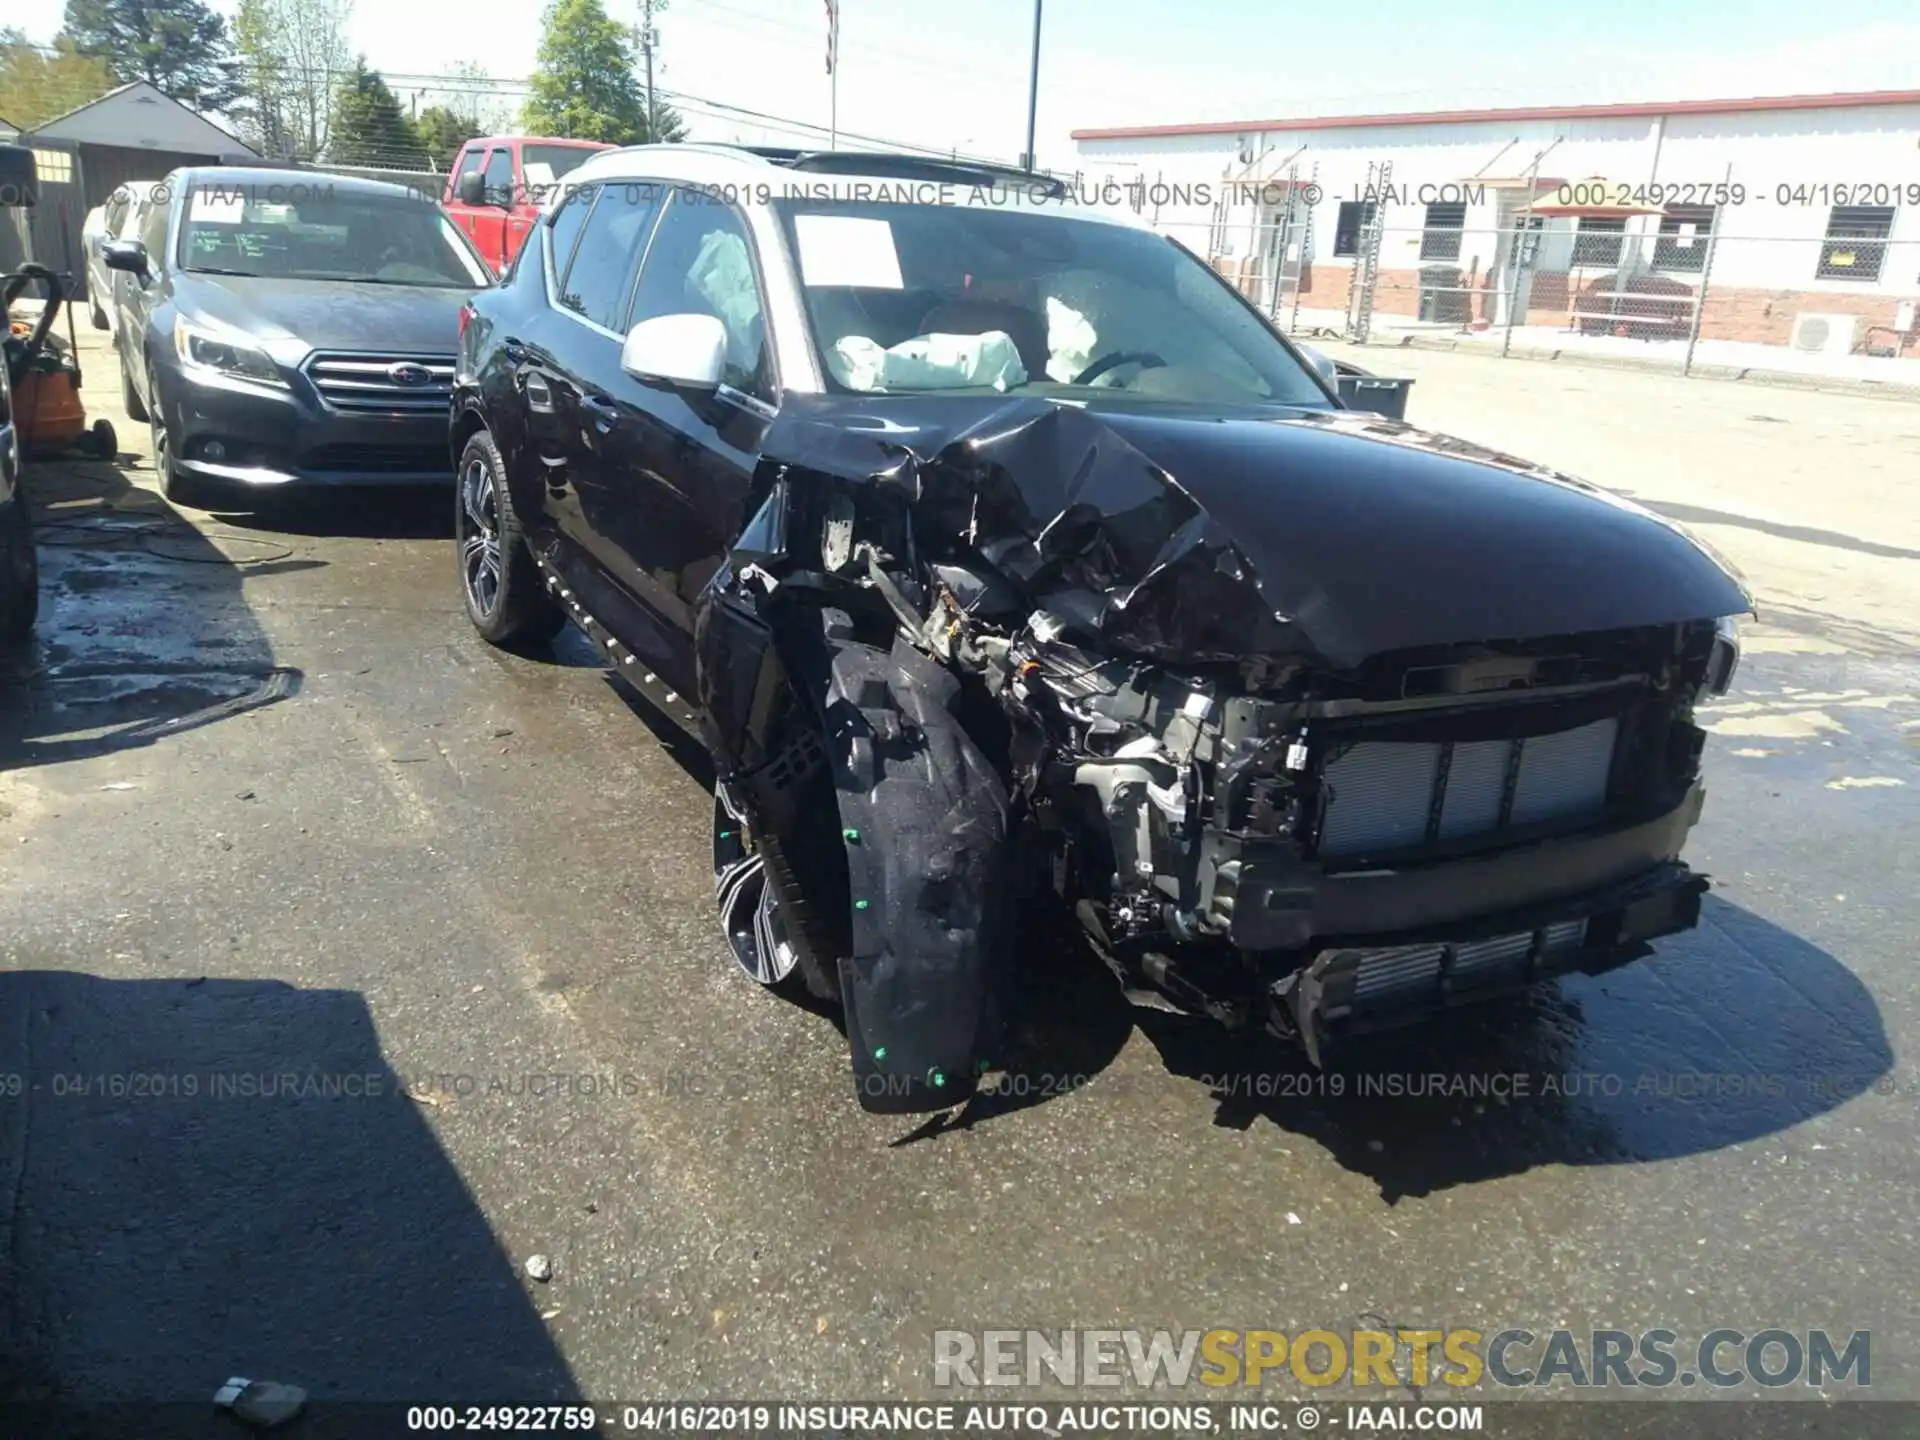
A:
1318;716;1619;860
304;443;449;475
304;352;454;414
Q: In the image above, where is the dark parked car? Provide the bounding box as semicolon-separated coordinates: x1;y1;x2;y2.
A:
106;167;492;508
1;143;40;642
451;146;1750;1113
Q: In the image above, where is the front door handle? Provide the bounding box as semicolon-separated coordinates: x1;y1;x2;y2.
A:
581;394;619;433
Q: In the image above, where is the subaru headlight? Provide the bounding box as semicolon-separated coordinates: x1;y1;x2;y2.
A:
1705;613;1741;697
174;317;286;388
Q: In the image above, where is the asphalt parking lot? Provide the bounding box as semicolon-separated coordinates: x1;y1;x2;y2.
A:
3;332;1917;1419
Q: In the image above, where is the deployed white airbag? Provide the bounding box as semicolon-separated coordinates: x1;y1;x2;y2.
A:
828;330;1029;393
688;230;762;355
1044;295;1098;383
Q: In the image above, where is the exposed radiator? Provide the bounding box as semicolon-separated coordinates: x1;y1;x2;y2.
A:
1350;918;1590;1007
1318;717;1619;860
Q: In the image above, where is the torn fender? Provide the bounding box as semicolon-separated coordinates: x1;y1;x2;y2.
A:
741;394;1753;669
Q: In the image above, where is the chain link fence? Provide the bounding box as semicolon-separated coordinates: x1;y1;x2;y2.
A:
1082;165;1920;391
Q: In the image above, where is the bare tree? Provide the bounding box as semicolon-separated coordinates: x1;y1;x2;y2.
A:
446;58;511;135
234;0;352;159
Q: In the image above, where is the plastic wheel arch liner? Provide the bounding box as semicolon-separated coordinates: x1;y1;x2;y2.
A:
824;628;1010;1103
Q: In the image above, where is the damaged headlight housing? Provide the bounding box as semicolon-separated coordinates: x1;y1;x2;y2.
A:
1704;613;1741;696
174;317;286;389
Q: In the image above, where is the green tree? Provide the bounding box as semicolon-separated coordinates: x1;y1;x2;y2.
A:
327;57;426;168
58;0;244;113
415;104;479;170
520;0;681;144
0;29;119;129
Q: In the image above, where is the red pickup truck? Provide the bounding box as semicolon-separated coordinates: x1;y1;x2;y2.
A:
444;136;613;274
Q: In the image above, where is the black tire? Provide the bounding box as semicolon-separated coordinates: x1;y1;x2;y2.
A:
456;428;564;645
0;495;39;645
89;419;118;460
148;366;218;510
89;298;109;331
120;352;148;423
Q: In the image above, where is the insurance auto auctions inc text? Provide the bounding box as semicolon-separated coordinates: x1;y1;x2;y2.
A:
933;1327;1870;1391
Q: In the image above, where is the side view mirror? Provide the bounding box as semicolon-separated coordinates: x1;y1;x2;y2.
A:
0;144;38;207
103;239;150;278
1296;342;1339;387
454;171;488;207
620;313;727;390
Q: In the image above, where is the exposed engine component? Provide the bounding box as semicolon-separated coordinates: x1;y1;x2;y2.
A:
694;394;1748;1105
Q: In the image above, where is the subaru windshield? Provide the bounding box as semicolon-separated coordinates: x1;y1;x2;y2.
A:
769;197;1332;407
180;184;490;288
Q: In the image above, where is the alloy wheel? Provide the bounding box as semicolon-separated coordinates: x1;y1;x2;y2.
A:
459;453;503;618
712;784;800;987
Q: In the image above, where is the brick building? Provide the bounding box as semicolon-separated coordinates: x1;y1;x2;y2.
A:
1071;91;1920;359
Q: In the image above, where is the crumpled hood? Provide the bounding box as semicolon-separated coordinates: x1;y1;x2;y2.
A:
756;394;1752;669
174;274;469;356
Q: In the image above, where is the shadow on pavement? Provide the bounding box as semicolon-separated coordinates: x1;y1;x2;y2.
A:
0;453;301;771
0;971;582;1432
204;484;454;543
1133;897;1891;1201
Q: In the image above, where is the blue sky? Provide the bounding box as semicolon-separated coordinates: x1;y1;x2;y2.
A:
13;0;1920;164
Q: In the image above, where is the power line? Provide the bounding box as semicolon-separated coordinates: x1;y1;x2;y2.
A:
12;44;1017;167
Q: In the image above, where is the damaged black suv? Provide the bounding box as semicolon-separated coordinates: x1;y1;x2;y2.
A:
451;146;1750;1112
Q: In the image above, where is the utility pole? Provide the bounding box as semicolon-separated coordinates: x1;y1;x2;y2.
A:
1021;0;1043;171
636;0;664;141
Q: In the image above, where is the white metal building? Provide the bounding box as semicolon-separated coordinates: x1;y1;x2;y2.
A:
1072;91;1920;362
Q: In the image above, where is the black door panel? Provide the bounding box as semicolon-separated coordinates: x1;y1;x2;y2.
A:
591;189;778;635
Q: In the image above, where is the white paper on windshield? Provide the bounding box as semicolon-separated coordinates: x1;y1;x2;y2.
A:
523;162;556;188
793;215;904;289
190;189;245;224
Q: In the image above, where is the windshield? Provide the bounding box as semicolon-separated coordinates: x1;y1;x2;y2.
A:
521;145;600;198
770;198;1331;407
179;183;490;288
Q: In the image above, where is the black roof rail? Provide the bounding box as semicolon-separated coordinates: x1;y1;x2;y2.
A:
733;146;1069;200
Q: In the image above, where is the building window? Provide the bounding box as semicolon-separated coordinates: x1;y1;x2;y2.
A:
1571;216;1626;268
1816;205;1893;283
1419;200;1467;261
30;148;71;184
1652;204;1715;273
1332;200;1376;258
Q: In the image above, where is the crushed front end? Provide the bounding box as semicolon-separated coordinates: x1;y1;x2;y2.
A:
1003;621;1732;1063
696;395;1750;1106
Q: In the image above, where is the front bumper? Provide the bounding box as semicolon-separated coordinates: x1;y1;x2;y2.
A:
155;364;452;488
1272;859;1708;1063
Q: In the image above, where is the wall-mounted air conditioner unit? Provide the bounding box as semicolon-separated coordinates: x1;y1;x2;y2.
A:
1789;313;1857;355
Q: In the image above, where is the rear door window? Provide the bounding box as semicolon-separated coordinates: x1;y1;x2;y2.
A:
546;182;596;292
556;181;666;331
